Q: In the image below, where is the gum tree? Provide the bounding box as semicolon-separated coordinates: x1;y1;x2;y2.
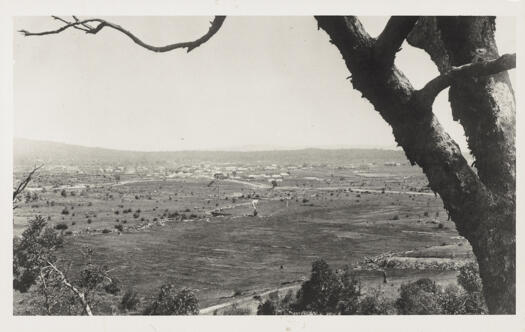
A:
20;15;516;313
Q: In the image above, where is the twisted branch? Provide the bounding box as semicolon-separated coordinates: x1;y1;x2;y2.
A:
20;16;226;53
415;53;516;109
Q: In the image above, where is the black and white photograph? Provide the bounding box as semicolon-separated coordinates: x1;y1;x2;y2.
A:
1;0;523;331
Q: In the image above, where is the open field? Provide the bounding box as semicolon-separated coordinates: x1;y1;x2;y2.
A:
13;140;475;314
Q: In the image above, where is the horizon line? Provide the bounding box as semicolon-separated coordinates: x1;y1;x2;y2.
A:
14;137;402;153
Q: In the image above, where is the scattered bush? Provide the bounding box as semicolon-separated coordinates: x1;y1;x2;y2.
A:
54;223;68;230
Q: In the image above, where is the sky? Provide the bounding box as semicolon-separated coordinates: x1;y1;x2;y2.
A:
13;16;516;152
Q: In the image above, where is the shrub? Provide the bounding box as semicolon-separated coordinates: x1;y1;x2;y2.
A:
104;277;121;295
114;224;123;232
456;263;487;313
61;207;69;215
457;263;483;293
54;223;68;230
60;189;67;197
439;285;467;314
144;285;199;315
257;300;276;315
120;289;140;311
395;278;442;314
102;229;111;234
357;290;395;315
222;303;251;315
392;215;400;220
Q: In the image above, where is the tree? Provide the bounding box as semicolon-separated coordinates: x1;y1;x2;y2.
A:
294;259;361;315
20;15;516;313
14;216;119;315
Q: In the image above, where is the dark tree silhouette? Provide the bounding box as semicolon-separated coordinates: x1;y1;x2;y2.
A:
20;16;516;313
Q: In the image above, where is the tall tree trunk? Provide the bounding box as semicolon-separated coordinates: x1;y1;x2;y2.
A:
316;16;515;314
408;17;515;314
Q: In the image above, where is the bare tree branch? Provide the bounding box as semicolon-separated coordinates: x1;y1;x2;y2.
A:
51;16;90;32
72;15;94;30
13;164;43;206
46;261;93;316
20;16;226;53
374;16;419;67
415;53;516;109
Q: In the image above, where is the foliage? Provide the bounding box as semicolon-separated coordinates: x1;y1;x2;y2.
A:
222;303;251;315
439;285;468;314
13;216;63;292
396;272;487;315
14;217;120;315
120;288;140;311
456;263;487;314
257;300;276;315
457;263;483;293
294;259;345;314
357;289;396;315
144;284;199;315
258;259;362;315
395;278;443;314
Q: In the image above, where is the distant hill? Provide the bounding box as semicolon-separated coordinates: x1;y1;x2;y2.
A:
14;138;408;167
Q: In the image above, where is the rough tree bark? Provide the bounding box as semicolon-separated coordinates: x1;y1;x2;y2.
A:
407;17;515;314
20;15;516;314
315;16;515;314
